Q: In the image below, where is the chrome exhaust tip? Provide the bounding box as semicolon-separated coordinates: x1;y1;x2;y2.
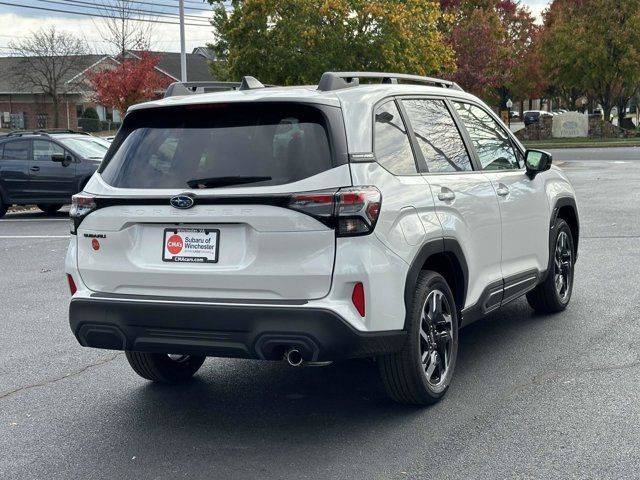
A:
284;347;303;367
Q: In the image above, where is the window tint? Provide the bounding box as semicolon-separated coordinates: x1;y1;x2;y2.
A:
33;140;64;162
101;103;335;189
2;140;29;161
453;102;521;170
374;100;417;175
402;99;472;173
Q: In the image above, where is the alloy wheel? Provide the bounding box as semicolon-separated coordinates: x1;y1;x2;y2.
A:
419;289;454;388
554;231;572;302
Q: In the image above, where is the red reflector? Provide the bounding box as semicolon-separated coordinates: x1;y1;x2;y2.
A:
339;192;365;204
352;282;365;317
67;274;77;295
290;193;334;204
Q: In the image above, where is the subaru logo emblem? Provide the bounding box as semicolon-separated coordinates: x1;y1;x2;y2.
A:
170;194;195;209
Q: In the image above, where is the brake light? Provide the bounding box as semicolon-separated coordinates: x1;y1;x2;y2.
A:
352;282;365;317
70;193;97;234
67;274;77;295
287;186;381;237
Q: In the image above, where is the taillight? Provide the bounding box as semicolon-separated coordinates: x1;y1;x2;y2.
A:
67;274;77;295
352;282;365;317
287;186;381;237
69;193;97;234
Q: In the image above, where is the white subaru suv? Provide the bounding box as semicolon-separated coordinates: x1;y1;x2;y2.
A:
65;72;579;405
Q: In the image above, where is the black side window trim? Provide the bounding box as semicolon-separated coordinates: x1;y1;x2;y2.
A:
390;94;480;174
400;96;476;174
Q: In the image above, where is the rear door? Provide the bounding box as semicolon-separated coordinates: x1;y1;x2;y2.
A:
76;102;350;301
0;139;31;202
29;139;76;201
400;97;503;311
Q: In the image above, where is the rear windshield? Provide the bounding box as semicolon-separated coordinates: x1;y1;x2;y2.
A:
100;103;337;189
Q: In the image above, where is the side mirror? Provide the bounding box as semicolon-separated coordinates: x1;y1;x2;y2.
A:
525;149;552;179
52;153;73;167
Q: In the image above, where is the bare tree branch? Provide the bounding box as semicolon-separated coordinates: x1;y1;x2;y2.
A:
94;0;156;57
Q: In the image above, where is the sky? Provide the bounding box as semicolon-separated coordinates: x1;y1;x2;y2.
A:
0;0;551;56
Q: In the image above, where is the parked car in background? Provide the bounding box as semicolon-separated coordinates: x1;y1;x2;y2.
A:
523;110;553;126
0;130;110;217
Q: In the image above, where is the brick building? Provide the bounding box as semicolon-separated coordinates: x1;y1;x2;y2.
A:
0;49;216;131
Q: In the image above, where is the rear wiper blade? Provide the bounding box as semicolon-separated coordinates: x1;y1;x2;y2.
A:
186;175;272;189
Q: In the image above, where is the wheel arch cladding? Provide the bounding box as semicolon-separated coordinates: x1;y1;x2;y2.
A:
552;197;579;260
404;238;468;329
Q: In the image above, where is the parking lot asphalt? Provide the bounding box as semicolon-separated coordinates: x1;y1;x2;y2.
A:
1;153;639;480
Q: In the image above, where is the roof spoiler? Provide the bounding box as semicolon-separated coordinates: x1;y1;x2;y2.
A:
164;76;270;98
317;72;463;92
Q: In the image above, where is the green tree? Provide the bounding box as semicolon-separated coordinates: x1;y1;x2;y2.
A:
207;0;456;85
541;0;640;124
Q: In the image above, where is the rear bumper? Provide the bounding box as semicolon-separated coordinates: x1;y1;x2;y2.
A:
69;297;406;361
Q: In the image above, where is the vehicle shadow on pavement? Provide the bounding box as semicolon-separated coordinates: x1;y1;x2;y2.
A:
116;298;550;428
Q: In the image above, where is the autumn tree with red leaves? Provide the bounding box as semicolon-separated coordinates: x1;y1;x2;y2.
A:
442;0;540;107
86;52;172;114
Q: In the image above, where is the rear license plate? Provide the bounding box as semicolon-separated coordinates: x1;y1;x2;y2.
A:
162;228;219;263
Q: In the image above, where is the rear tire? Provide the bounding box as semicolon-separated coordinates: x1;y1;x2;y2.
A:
526;218;575;313
37;203;63;214
378;271;459;405
0;198;7;218
125;351;206;383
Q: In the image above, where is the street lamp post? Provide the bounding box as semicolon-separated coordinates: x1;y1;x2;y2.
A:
506;98;513;129
179;0;187;82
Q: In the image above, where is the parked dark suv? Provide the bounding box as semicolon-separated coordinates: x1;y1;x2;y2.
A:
523;110;552;126
0;130;110;217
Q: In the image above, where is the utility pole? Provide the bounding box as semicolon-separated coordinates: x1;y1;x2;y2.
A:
179;0;187;82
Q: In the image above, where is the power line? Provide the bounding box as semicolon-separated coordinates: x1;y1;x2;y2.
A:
65;0;217;13
36;0;212;23
54;0;212;22
0;33;212;43
0;1;215;26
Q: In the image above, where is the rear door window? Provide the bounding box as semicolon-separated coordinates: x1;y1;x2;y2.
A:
402;99;472;173
100;103;337;189
2;140;30;161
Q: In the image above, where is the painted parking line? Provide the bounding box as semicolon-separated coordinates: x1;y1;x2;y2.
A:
0;218;69;222
0;235;69;239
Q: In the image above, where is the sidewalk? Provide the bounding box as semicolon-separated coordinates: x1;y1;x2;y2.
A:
522;137;640;149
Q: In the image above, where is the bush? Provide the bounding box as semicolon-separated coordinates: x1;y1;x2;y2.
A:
78;117;101;132
82;107;99;120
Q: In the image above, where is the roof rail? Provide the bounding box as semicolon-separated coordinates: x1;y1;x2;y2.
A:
164;76;270;98
317;72;463;92
5;129;90;138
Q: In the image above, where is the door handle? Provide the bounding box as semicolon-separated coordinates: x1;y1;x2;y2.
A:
30;166;40;172
437;188;456;202
496;184;509;197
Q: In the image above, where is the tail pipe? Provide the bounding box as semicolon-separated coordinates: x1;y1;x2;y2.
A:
284;347;304;367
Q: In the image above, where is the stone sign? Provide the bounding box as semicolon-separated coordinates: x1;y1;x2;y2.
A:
552;112;588;138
